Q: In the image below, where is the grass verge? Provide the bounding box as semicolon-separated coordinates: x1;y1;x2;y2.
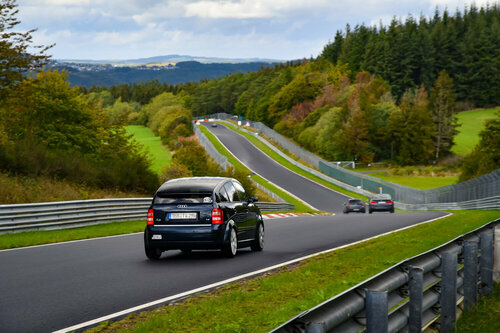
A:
198;125;314;212
0;220;145;250
368;172;459;190
219;122;369;201
87;210;499;332
456;283;500;333
125;125;171;175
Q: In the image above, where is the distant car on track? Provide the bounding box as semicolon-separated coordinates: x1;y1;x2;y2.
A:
368;194;394;214
211;122;218;127
343;199;366;214
144;177;264;260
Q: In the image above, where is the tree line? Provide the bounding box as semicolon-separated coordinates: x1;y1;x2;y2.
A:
321;5;500;107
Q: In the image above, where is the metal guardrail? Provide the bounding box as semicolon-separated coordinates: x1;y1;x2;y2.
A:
0;199;294;233
272;219;499;333
396;196;500;211
256;202;294;211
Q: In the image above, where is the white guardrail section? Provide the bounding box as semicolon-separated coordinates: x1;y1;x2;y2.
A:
272;219;500;333
0;199;294;233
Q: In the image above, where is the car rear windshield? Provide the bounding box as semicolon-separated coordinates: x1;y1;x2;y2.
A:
349;200;363;204
154;192;213;204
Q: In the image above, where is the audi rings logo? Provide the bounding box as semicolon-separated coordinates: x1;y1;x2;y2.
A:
177;204;188;208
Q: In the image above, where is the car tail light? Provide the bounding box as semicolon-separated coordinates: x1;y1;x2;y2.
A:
147;209;154;225
370;200;376;204
347;204;350;206
212;208;223;224
387;200;393;204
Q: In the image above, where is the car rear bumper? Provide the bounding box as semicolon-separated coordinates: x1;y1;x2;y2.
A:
369;205;394;211
145;224;225;250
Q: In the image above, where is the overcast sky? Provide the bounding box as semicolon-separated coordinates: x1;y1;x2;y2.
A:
17;0;491;61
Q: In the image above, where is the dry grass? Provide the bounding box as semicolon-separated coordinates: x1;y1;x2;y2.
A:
0;173;146;204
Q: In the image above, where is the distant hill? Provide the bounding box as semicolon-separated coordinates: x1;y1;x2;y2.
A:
57;54;284;66
52;60;281;87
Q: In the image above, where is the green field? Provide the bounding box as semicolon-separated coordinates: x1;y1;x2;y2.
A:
125;126;171;175
370;172;458;189
452;108;499;155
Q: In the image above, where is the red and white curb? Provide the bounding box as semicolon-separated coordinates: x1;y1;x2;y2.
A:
262;212;331;220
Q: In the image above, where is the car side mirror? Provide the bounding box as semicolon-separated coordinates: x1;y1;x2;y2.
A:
251;196;258;203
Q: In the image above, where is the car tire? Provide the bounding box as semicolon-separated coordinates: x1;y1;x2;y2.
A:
222;227;238;258
390;209;395;213
369;210;373;214
251;222;264;251
144;232;162;260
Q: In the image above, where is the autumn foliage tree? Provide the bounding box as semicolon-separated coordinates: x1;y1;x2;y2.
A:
430;70;458;160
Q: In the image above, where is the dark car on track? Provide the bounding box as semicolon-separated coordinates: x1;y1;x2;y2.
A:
343;198;366;214
368;194;394;214
144;177;264;260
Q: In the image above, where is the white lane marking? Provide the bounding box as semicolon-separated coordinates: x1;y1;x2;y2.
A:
0;232;143;253
205;124;318;211
54;212;451;333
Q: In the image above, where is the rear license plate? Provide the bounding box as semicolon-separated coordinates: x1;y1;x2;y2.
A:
152;234;162;240
168;212;197;220
354;209;360;211
379;201;386;204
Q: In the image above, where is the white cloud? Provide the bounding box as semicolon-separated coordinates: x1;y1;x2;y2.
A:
184;0;331;19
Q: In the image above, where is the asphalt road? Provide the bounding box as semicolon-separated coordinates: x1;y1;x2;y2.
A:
201;123;348;213
0;212;446;332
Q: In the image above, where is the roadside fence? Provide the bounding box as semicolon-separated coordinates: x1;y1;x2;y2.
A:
272;218;500;333
0;198;294;233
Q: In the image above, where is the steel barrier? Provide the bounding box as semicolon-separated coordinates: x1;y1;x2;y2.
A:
0;199;294;233
272;219;499;333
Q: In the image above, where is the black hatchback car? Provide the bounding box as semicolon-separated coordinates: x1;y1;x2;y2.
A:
343;199;366;214
368;194;395;214
144;177;264;260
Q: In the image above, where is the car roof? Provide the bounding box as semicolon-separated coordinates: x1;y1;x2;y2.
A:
348;198;363;202
156;177;236;194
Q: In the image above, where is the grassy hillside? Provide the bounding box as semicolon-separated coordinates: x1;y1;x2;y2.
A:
125;126;171;175
452;108;499;155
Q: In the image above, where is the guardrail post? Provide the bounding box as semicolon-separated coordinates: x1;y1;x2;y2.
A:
441;252;457;333
480;230;494;297
493;226;500;282
463;240;478;311
366;290;388;333
409;266;423;333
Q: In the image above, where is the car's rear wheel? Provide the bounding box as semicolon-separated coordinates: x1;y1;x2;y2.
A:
251;222;264;251
145;243;162;260
222;227;238;258
369;210;373;214
144;232;162;260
